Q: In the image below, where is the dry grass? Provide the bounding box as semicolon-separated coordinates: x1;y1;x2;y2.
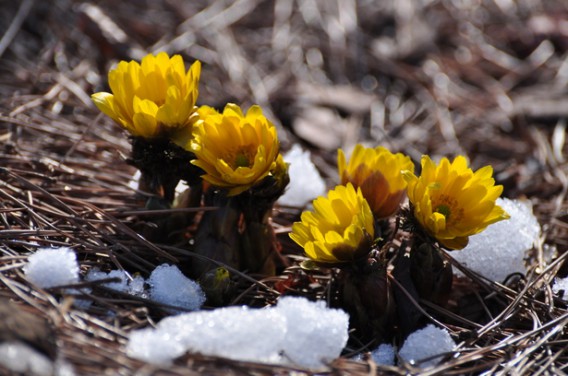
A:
1;0;568;374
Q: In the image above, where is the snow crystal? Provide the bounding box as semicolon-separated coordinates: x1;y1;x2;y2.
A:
128;327;188;365
83;264;205;312
148;264;205;313
399;324;455;367
128;275;147;297
86;268;129;292
129;169;189;196
371;343;396;366
127;296;349;369
24;247;79;289
451;198;540;282
69;289;93;310
277;296;349;368
54;359;76;376
85;268;147;297
166;306;286;363
128;170;141;191
127;306;286;365
0;342;53;376
278;145;327;208
552;277;568;301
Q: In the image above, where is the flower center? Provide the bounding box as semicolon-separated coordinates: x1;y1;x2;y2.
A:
435;204;451;218
235;153;250;168
433;194;463;225
225;145;256;169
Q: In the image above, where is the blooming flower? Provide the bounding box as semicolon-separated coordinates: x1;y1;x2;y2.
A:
403;155;509;250
289;184;375;264
338;145;414;218
91;52;201;142
189;104;281;196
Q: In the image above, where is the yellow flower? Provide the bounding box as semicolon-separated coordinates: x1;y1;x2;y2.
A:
189;104;281;196
289;184;375;264
338;145;414;218
91;52;201;141
403;155;509;250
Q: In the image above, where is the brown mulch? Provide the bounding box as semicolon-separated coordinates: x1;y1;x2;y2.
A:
1;0;568;375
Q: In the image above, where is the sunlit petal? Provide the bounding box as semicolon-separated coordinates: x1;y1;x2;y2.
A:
189;103;283;196
289;184;375;264
92;53;201;141
405;155;509;250
338;144;414;218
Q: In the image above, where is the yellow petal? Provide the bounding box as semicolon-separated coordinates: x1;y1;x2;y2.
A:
289;183;375;264
91;92;116;119
93;52;202;139
189;103;281;194
406;154;508;250
132;97;159;138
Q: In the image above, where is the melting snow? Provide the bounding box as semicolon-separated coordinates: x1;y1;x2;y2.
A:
451;198;540;282
371;343;396;366
24;247;79;289
278;145;327;208
148;264;205;313
552;277;568;301
399;324;456;367
126;296;349;369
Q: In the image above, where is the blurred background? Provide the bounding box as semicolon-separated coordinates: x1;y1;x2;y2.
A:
2;1;568;177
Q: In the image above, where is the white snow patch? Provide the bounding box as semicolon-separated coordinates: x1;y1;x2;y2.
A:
0;342;53;376
82;264;205;313
451;198;540;282
24;247;79;289
69;289;93;310
128;275;147;297
552;277;568;301
126;296;349;369
277;296;349;368
129;169;188;196
164;306;286;364
85;268;147;297
128;327;188;365
86;268;128;292
278;145;327;208
148;264;205;313
128;170;141;191
371;343;396;366
399;324;456;367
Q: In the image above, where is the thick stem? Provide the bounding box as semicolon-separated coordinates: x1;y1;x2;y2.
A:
336;255;394;347
189;190;241;279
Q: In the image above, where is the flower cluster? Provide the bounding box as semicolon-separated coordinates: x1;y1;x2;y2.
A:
91;52;513;343
92;52;289;284
92;52;285;198
289;145;509;342
291;146;509;264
